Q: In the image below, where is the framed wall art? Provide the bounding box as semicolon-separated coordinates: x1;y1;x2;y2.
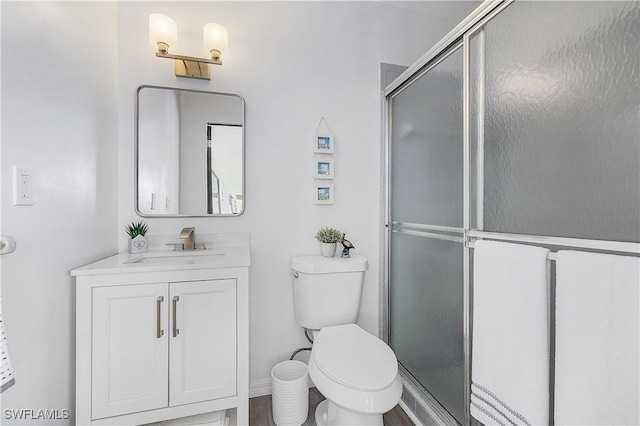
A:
314;157;334;179
314;184;334;205
314;134;334;154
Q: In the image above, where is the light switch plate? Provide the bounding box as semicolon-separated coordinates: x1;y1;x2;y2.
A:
13;166;34;206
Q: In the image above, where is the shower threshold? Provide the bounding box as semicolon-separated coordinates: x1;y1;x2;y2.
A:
398;365;460;426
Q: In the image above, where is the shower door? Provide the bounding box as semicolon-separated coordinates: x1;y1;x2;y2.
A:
387;1;639;425
388;44;465;424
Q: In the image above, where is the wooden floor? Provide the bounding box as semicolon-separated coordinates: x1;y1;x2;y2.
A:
249;387;414;426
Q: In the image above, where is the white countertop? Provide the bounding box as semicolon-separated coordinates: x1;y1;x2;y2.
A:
71;233;250;276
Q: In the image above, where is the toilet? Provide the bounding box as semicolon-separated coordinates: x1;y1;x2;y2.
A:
291;255;402;426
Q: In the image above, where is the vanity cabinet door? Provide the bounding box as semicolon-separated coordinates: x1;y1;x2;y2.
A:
169;279;237;406
92;283;169;419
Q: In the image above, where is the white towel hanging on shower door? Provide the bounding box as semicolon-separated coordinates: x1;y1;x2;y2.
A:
471;240;550;425
555;250;640;425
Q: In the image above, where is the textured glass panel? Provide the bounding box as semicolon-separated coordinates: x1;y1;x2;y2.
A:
391;46;464;227
390;232;464;424
472;1;640;242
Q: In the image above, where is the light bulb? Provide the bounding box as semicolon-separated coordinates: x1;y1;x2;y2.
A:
149;14;177;53
204;23;228;60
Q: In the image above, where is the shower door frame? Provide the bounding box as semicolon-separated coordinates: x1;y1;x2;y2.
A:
382;1;640;425
383;2;512;423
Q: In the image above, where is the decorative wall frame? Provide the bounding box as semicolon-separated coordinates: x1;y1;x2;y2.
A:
314;184;334;205
314;157;334;179
314;134;334;154
313;117;335;205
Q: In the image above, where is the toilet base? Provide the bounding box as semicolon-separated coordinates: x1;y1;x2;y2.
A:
314;399;383;426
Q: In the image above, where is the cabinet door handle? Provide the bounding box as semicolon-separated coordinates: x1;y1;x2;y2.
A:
156;296;164;338
172;295;180;337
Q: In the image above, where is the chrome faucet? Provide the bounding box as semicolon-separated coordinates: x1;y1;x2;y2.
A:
179;227;195;250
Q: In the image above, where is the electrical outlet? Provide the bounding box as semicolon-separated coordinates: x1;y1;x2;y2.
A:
13;166;34;206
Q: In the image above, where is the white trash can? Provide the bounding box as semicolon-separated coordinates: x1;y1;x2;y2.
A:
271;360;309;426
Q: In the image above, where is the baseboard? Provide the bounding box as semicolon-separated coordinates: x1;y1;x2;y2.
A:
249;378;272;398
249;376;316;399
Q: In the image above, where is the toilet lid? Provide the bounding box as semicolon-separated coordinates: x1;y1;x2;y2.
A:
313;324;398;392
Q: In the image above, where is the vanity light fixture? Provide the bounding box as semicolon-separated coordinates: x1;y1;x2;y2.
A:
149;13;228;80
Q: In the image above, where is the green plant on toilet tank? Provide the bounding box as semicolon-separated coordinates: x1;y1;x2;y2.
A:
315;227;342;257
126;221;148;254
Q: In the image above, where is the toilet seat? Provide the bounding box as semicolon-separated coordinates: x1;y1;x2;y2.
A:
308;324;403;416
313;324;398;392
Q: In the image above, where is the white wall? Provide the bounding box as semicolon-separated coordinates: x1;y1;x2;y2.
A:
117;1;476;395
0;2;119;424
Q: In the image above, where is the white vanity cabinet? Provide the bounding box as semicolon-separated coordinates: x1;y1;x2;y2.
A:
72;241;249;426
91;280;236;419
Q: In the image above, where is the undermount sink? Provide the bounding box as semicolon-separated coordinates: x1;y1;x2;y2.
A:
127;250;226;265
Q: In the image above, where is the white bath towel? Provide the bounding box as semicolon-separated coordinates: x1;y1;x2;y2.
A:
471;240;550;426
1;296;15;393
555;250;639;425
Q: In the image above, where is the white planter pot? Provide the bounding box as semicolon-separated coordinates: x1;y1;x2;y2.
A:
320;242;337;258
129;235;148;254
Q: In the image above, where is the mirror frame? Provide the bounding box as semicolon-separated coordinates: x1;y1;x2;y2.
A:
135;85;245;217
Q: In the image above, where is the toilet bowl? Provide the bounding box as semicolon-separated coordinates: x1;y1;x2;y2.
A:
307;324;402;426
291;255;402;425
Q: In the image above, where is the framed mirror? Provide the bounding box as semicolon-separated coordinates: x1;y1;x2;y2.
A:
136;85;244;216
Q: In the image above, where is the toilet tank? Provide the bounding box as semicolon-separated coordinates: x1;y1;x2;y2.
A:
291;255;368;330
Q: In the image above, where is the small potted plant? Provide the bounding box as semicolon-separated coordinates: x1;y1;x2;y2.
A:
126;221;149;254
315;227;342;258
